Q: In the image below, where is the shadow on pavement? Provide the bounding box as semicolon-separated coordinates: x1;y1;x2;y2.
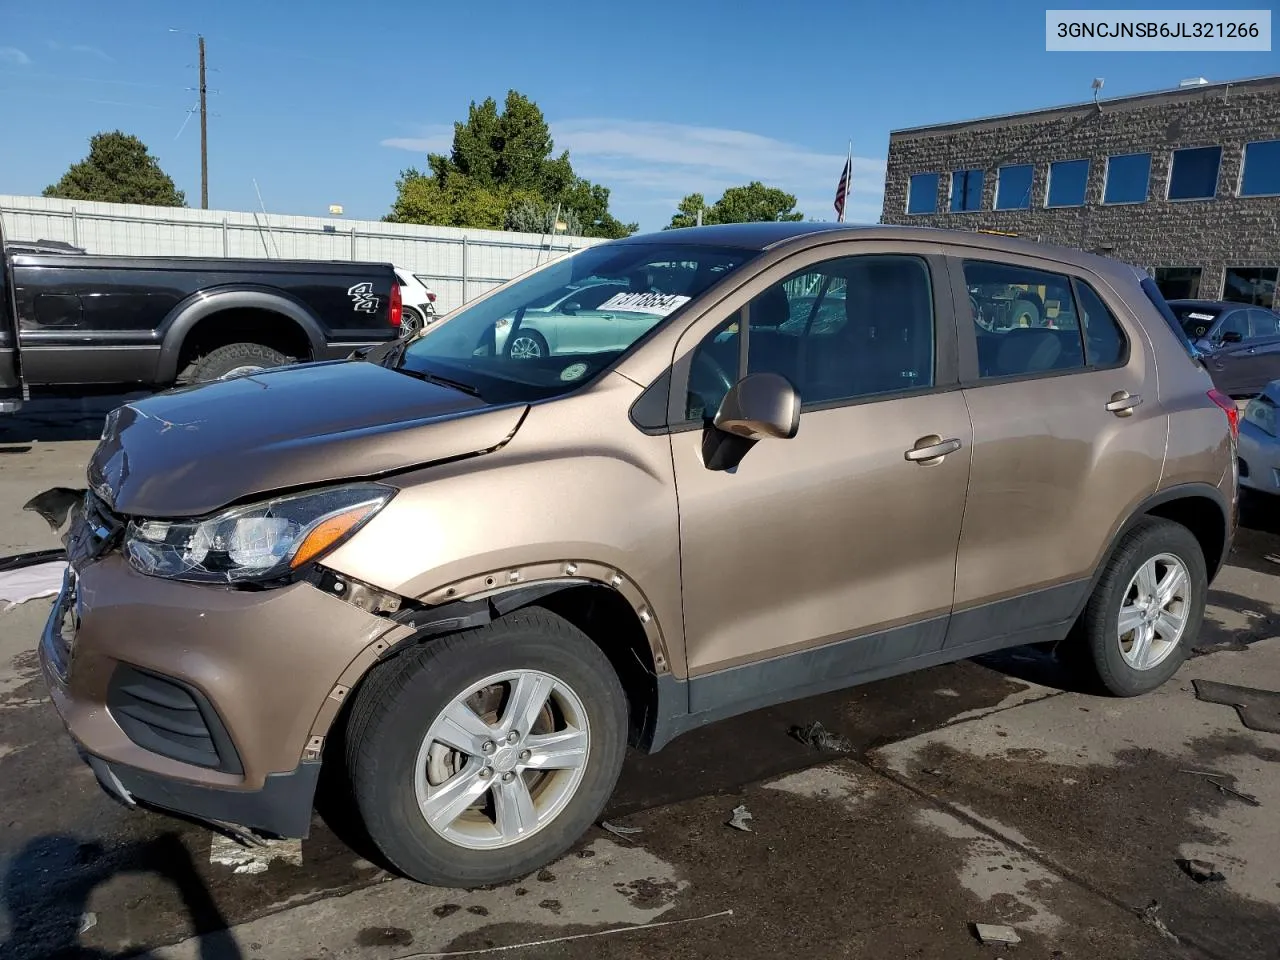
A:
0;394;148;446
0;833;241;960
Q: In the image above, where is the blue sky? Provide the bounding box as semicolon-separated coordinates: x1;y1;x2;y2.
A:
0;0;1276;231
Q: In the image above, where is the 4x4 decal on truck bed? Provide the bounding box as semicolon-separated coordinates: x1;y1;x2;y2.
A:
348;282;381;314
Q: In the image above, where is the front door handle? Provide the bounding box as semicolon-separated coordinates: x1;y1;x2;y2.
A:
904;435;962;463
1105;391;1143;416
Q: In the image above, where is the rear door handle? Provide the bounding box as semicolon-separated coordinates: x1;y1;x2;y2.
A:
904;435;962;463
1105;391;1143;416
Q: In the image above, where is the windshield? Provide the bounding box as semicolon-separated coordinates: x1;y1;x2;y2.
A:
395;241;755;402
1169;302;1223;339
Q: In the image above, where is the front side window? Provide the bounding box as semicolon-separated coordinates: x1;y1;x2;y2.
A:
1223;266;1279;309
399;242;755;404
1247;308;1280;340
965;260;1087;378
995;164;1034;210
950;169;984;212
1240;139;1280;197
1216;310;1249;342
685;255;935;419
1168;146;1222;201
1046;159;1089;207
1104;153;1151;204
907;173;940;214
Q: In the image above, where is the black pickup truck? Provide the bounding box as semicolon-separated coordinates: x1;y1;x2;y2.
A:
0;224;402;412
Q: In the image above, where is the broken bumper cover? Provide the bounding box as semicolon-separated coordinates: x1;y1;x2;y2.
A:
80;748;322;838
36;550;402;840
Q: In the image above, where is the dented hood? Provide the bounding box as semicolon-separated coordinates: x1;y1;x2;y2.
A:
88;360;526;517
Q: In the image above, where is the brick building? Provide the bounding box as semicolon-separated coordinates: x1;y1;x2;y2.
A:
880;74;1280;308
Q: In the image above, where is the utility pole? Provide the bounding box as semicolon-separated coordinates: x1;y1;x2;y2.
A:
198;34;208;209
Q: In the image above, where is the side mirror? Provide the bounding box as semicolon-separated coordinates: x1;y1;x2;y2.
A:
1220;330;1244;344
713;372;800;441
561;301;581;315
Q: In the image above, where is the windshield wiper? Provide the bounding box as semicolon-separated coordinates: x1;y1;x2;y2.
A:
397;367;483;397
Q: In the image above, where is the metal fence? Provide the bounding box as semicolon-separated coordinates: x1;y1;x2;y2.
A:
0;195;609;313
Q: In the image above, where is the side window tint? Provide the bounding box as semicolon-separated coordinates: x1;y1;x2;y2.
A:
964;260;1086;379
684;313;741;421
1248;309;1280;340
1072;279;1128;366
1218;311;1249;340
748;255;935;405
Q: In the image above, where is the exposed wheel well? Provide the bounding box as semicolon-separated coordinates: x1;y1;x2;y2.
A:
533;585;659;750
1142;494;1227;581
176;308;313;376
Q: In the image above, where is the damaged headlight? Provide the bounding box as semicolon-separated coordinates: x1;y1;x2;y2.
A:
124;483;393;584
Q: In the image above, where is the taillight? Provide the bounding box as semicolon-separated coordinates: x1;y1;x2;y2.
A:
1207;388;1239;439
388;282;402;327
426;291;436;303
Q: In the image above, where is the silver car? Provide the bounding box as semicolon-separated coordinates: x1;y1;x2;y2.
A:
1240;380;1280;497
492;279;628;358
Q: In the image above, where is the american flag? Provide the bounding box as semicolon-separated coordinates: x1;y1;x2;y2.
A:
834;150;852;222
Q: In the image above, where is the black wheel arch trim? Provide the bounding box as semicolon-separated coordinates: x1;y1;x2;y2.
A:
1102;482;1231;588
156;286;328;382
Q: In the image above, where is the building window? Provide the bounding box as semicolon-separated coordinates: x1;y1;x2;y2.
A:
994;164;1034;210
1046;159;1089;207
950;169;984;212
1240;139;1280;197
1153;267;1202;300
1167;146;1222;201
1103;153;1151;204
907;173;940;214
1222;266;1278;309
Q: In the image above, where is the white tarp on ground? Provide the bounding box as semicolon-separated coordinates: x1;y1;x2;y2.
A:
0;561;67;610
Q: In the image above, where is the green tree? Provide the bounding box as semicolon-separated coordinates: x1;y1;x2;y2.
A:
43;131;185;206
387;90;636;238
665;181;803;229
504;198;583;236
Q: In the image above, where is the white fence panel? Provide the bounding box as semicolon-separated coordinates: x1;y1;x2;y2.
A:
0;195;609;314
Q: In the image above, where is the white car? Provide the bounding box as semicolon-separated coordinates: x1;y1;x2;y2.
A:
394;267;440;336
492;279;629;358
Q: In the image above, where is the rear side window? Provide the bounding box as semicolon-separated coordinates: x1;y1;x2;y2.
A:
1071;279;1128;366
964;260;1086;378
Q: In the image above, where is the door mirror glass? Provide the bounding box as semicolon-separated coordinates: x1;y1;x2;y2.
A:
713;372;800;440
1220;330;1244;343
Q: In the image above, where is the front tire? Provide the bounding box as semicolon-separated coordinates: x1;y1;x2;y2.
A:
345;607;628;887
507;329;548;360
1073;517;1207;697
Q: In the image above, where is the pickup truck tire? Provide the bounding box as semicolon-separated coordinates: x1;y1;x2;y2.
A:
1069;517;1207;697
179;343;293;383
345;607;628;887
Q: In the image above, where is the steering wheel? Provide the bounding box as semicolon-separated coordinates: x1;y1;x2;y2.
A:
689;350;735;418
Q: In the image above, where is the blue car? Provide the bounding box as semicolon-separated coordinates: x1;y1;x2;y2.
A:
1168;299;1280;397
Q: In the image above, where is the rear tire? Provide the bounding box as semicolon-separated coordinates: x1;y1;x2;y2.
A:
1072;517;1207;697
179;342;292;383
345;607;628;887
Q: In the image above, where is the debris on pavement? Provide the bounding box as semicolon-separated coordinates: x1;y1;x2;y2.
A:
972;923;1021;945
1180;769;1261;807
599;820;643;842
790;720;853;753
727;804;754;832
0;560;67;610
1138;900;1180;943
79;912;98;934
208;833;303;874
1177;858;1226;884
1192;679;1280;734
387;908;735;959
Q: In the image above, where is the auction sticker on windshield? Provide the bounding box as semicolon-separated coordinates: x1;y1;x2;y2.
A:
597;292;691;315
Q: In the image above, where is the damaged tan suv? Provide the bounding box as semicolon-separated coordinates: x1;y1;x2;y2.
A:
39;223;1238;887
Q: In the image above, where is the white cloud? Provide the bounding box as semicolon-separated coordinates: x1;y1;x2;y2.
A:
47;40;114;62
380;116;887;228
379;124;454;156
0;47;31;66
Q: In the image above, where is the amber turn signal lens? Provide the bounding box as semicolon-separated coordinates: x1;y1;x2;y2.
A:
290;504;379;569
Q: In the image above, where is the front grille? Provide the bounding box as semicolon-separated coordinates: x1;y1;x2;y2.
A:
107;665;243;774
